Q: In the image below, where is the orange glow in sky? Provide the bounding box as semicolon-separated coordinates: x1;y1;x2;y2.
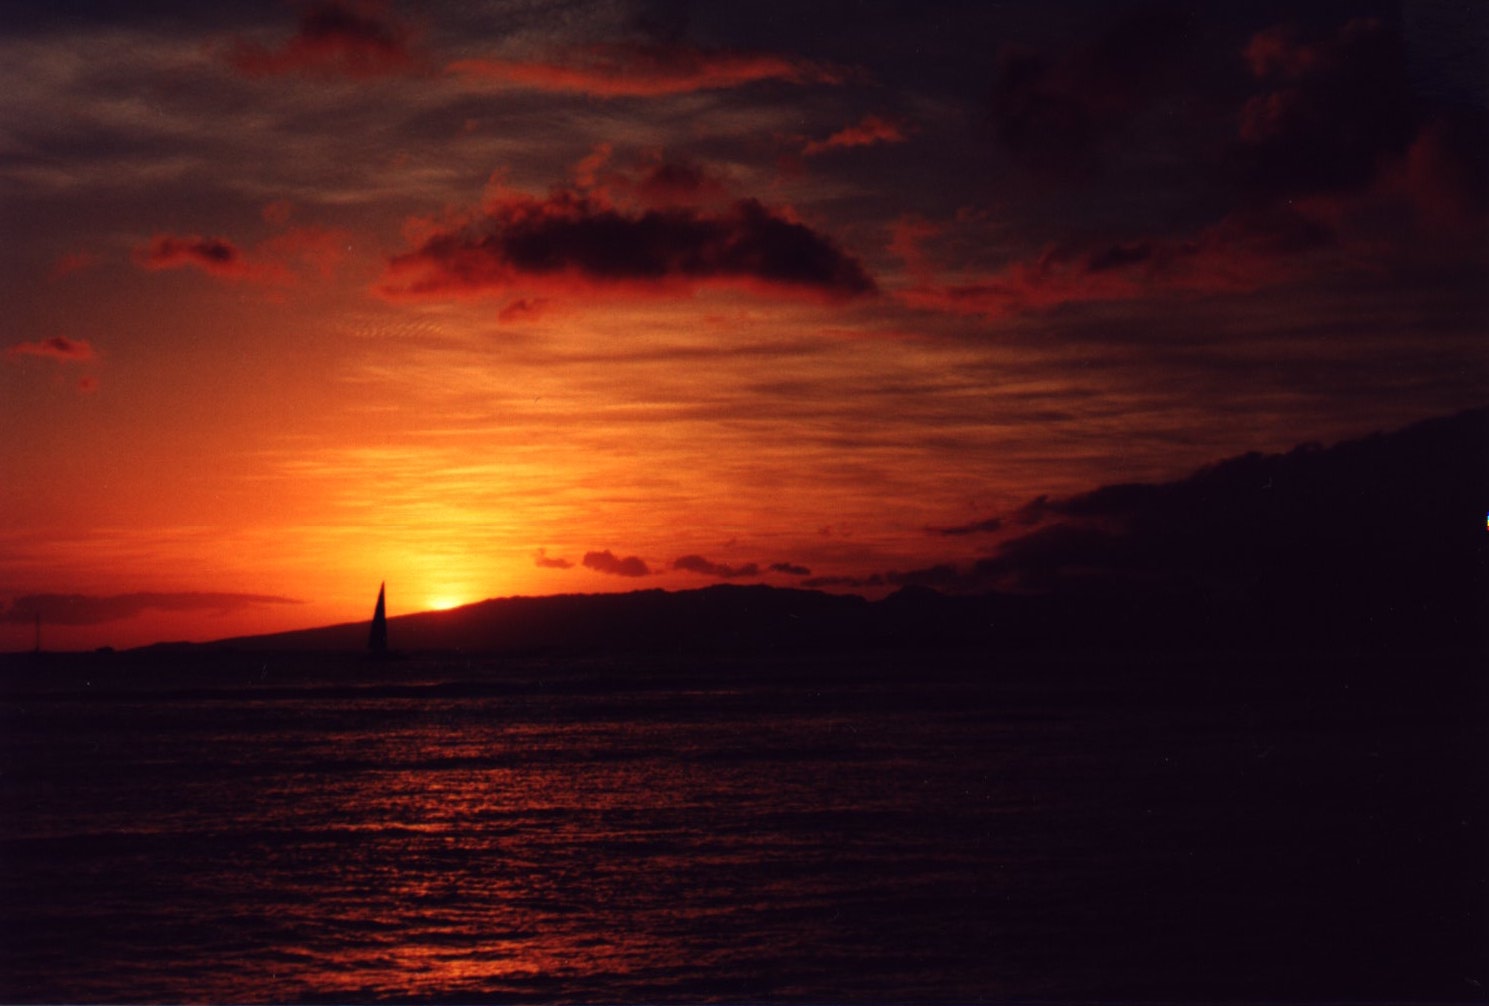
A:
1;2;1485;650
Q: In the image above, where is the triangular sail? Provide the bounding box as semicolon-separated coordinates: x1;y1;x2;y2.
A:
368;582;388;656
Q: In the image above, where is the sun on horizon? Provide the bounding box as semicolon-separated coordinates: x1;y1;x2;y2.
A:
1;1;1484;654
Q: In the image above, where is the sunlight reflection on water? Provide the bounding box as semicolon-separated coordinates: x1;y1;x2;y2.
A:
3;655;1053;1002
3;650;1473;1003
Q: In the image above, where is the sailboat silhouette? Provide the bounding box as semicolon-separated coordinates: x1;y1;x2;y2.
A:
368;582;388;658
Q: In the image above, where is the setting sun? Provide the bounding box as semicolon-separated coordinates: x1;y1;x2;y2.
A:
0;0;1483;658
0;3;1483;1004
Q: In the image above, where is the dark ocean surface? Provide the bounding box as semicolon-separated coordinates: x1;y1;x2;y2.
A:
1;649;1483;1003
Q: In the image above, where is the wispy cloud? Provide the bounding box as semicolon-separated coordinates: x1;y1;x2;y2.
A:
672;555;760;579
448;42;840;97
803;114;908;156
7;336;96;363
132;226;350;285
133;234;281;282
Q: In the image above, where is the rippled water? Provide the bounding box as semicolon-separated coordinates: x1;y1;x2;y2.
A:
1;650;1482;1003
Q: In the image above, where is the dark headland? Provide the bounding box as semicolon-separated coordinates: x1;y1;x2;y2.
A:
1;409;1485;1004
101;405;1484;663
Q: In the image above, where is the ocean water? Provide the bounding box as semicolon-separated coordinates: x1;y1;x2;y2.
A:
1;649;1482;1003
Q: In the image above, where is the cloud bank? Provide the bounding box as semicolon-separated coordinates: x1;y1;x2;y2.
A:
380;190;876;303
449;42;839;97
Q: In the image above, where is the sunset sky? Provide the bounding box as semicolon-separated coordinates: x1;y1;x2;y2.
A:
2;0;1485;649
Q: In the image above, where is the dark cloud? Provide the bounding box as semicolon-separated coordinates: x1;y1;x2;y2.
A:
988;8;1192;178
448;42;841;97
3;592;302;627
229;1;415;78
768;562;812;576
534;550;573;569
7;335;95;363
379;190;876;303
583;549;652;577
673;555;760;578
1234;18;1418;198
909;13;1484;322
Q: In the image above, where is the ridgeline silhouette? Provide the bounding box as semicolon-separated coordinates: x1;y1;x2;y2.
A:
181;407;1488;659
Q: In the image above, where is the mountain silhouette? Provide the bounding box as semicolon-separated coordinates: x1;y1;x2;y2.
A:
162;408;1485;659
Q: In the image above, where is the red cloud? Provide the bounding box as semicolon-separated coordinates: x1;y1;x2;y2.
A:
229;0;415;78
534;549;574;569
448;42;841;97
378;188;876;303
583;550;651;577
8;336;96;363
803;114;908;156
133;227;347;285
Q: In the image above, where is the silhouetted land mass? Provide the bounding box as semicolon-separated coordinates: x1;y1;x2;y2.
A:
1;410;1484;1003
138;405;1484;660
